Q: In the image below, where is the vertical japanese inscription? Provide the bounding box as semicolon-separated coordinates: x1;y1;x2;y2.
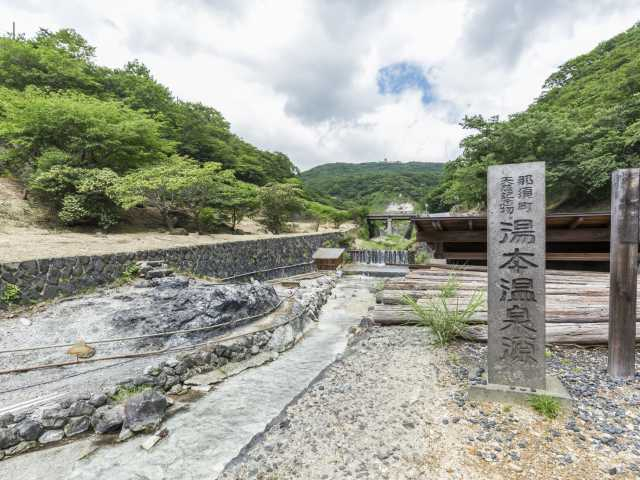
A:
488;162;546;390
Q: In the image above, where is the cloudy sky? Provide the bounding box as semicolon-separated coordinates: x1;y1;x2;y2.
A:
3;0;640;171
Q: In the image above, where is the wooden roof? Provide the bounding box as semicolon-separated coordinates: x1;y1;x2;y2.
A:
312;248;345;260
414;212;610;234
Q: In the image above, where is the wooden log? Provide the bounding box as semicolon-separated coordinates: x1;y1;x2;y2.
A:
465;323;640;345
608;168;640;378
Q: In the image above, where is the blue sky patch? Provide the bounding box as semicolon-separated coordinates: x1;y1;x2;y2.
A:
377;62;433;105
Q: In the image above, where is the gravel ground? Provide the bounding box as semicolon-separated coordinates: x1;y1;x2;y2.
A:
220;327;640;480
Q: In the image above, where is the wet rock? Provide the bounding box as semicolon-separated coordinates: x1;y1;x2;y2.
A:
92;405;125;434
0;427;19;449
40;406;68;428
38;430;65;444
5;440;37;456
0;413;14;428
89;392;108;408
64;416;91;437
68;400;95;417
16;419;43;442
123;389;168;432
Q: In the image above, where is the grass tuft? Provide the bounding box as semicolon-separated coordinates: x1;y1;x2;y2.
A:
529;394;561;419
110;384;151;403
402;274;484;346
0;283;21;305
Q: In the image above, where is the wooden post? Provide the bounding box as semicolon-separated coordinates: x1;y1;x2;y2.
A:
608;168;640;378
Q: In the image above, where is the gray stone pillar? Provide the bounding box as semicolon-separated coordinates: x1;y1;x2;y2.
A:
487;162;546;390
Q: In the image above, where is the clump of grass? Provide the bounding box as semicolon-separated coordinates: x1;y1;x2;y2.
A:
0;283;21;305
529;394;561;419
110;384;151;403
373;280;386;293
439;274;459;299
544;348;553;359
114;263;141;286
402;274;484;346
414;250;431;265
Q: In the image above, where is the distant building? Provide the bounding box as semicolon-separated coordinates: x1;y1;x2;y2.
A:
385;202;414;213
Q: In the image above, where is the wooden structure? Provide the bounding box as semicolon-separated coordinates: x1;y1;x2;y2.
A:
608;169;639;378
312;248;345;271
370;266;640;345
413;212;612;264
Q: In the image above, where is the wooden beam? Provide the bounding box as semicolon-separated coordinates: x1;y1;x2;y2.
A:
443;252;610;261
417;228;611;243
608;168;639;378
569;216;585;229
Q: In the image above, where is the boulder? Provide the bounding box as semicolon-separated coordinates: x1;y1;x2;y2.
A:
16;419;43;442
123;389;168;432
64;416;91;437
0;427;19;449
91;405;125;434
38;429;65;444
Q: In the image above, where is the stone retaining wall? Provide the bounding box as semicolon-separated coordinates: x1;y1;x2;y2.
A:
0;232;344;305
0;277;335;460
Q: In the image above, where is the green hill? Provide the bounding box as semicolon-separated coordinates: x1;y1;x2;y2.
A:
434;22;640;211
300;161;444;211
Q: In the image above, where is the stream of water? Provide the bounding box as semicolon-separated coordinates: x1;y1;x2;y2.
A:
0;276;376;480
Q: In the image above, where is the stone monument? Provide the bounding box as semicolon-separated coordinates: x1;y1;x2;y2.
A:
470;161;571;406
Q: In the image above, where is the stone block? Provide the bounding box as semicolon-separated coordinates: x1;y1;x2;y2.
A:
468;375;572;408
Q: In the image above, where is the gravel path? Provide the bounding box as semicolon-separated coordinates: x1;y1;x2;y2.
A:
220;327;640;480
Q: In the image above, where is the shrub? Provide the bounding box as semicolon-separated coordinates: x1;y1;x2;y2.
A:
0;283;21;304
414;250;431;265
529;395;561;419
197;207;224;232
402;275;484;346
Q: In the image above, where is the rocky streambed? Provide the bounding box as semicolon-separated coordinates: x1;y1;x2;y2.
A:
0;273;336;463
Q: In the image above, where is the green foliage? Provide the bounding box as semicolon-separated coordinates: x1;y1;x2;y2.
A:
0;28;302;230
414;250;431;265
0;283;21;305
257;183;304;234
300;161;443;211
197;207;225;232
402;277;484;346
110;384;151;403
30;165;121;229
0;86;173;177
111;157;226;229
529;395;562;419
439;274;460;299
436;23;640;210
114;263;141;286
358;234;414;251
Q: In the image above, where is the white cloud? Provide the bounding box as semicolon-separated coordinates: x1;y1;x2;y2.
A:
2;0;640;170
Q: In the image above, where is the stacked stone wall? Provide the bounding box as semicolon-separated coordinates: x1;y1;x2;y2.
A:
0;232;344;305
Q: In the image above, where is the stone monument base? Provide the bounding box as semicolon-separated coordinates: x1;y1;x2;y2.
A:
468;375;572;408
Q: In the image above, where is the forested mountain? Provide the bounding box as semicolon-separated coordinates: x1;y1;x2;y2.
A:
301;161;444;211
433;23;640;211
0;29;300;231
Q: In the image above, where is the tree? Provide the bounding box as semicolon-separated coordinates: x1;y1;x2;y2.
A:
257;183;304;234
0;86;174;180
111;157;230;230
214;181;259;231
435;23;640;211
30;165;121;229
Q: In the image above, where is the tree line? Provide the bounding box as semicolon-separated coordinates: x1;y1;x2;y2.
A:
430;23;640;212
0;28;327;233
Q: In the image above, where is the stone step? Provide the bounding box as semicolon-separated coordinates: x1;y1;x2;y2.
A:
144;268;174;279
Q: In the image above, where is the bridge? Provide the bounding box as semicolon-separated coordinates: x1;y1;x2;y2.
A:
366;211;417;237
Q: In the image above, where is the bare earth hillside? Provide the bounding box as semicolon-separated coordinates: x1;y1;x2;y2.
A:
0;177;348;263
